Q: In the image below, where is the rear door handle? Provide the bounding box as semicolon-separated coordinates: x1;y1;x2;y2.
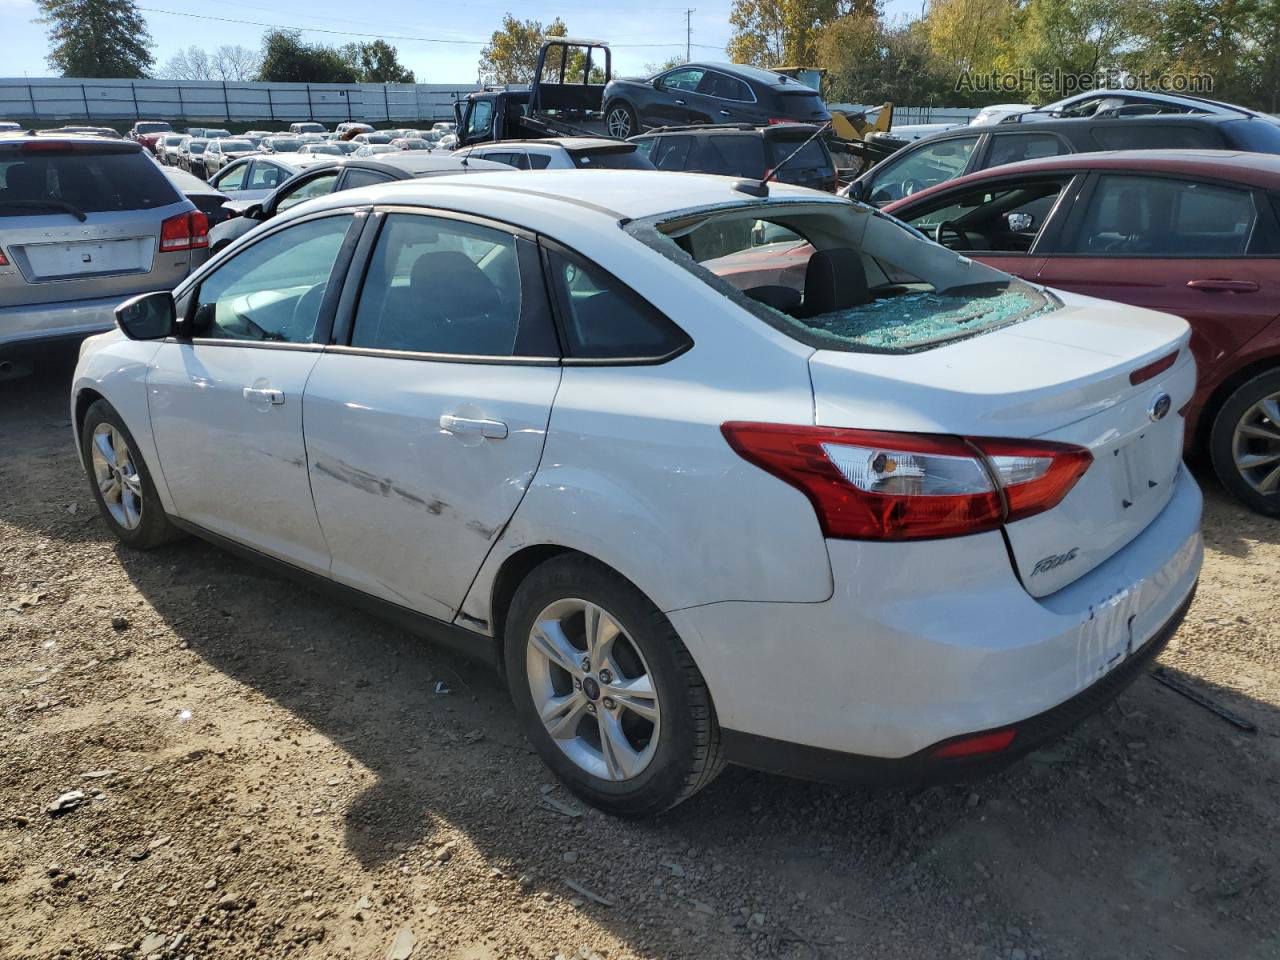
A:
1186;278;1259;293
719;109;732;116
243;386;285;405
440;414;508;440
674;99;686;105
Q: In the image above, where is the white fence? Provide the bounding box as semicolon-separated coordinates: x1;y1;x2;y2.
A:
0;77;483;125
1;78;980;130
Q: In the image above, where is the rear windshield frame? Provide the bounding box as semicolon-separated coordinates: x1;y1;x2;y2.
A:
0;144;183;216
624;197;1060;355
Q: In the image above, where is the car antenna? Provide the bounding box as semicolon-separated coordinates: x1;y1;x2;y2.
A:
731;119;833;199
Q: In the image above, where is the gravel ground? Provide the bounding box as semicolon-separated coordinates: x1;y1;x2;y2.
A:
2;358;1278;960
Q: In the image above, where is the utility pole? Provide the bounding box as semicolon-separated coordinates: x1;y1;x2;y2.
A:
685;8;695;63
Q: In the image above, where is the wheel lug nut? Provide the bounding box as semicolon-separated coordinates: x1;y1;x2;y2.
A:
573;677;582;690
586;702;597;714
602;697;615;710
581;657;591;672
598;669;613;684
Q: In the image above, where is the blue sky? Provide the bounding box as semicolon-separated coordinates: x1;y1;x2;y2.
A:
0;0;920;82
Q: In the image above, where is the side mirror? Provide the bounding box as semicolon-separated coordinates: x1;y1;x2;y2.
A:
245;202;265;221
652;77;664;91
115;291;176;341
845;179;869;202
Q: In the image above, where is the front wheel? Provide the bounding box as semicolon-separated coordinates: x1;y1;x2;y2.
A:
1209;368;1280;516
81;399;183;549
605;100;639;139
505;555;723;816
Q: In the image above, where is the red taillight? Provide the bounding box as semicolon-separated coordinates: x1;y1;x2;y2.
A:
721;423;1092;541
21;140;76;153
766;118;796;125
0;249;8;267
1129;349;1178;385
932;728;1016;759
160;212;209;252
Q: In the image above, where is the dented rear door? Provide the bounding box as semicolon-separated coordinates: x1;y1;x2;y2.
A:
302;212;560;621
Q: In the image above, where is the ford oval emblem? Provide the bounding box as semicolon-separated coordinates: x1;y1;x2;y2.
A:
1149;393;1172;422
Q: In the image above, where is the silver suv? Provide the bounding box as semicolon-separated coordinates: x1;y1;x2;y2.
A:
0;136;206;373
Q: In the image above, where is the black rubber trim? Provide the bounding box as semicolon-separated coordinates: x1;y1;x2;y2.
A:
720;582;1197;788
168;517;499;670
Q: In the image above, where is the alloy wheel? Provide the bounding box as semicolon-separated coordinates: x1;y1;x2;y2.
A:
606;107;633;139
1231;390;1280;496
525;598;660;781
90;423;144;530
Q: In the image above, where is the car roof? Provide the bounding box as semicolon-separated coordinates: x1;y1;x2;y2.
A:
296;168;842;223
890;149;1280;207
0;133;138;151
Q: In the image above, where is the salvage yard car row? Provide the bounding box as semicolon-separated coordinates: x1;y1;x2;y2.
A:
1;70;1277;815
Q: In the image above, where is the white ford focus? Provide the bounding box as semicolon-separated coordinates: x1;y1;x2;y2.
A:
72;170;1202;815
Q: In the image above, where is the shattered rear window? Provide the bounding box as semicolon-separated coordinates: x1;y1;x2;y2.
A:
627;199;1060;353
804;284;1054;350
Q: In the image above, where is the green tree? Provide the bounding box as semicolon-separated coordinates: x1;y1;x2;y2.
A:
1013;0;1143;85
340;39;415;83
478;14;568;85
925;0;1019;77
256;30;357;83
643;54;688;75
727;0;877;67
35;0;153;78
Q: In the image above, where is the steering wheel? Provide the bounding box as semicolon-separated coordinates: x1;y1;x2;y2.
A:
934;220;976;249
901;178;923;197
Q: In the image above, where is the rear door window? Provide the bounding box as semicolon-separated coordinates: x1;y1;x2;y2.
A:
342;169;396;189
705;135;766;176
1090;125;1222;150
1068;174;1261;256
351;213;531;356
248;162;284;190
652;136;694;171
985;133;1068;168
0;147;179;216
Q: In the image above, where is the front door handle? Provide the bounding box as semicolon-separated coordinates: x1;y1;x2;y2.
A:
1187;278;1259;293
243;386;285;405
674;99;686;105
719;109;731;116
440;414;508;440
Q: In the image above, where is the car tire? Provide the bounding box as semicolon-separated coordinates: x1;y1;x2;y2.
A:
81;399;184;549
605;100;639;139
504;554;724;816
1209;367;1280;516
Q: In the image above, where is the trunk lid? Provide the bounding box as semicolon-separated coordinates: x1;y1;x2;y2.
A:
808;292;1194;596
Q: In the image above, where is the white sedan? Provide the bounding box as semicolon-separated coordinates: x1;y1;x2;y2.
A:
72;171;1202;814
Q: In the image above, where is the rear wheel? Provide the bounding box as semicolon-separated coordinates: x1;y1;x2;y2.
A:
505;555;723;816
81;400;183;549
1209;368;1280;516
605;100;639;139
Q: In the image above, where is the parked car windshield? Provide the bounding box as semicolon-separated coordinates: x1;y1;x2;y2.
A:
205;129;231;139
135;122;171;134
268;138;302;151
630;200;1058;353
218;139;255;153
0;146;179;216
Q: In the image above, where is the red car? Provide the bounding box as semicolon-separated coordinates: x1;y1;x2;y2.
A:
881;150;1280;516
127;120;173;154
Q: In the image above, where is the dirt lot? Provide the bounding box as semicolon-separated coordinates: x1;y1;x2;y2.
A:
2;357;1278;960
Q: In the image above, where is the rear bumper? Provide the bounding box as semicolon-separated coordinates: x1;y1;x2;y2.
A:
0;296;124;357
719;583;1195;786
669;465;1203;765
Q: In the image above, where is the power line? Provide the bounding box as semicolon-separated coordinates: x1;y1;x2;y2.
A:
136;6;725;49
